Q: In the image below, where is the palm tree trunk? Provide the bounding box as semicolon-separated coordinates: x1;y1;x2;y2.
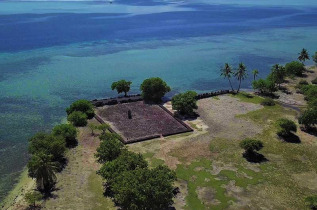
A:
237;79;242;93
228;78;234;92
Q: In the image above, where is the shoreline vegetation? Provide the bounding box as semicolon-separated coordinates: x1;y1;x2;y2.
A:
2;49;317;209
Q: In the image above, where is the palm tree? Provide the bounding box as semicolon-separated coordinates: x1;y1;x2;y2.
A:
220;63;234;92
252;69;259;81
235;63;247;93
27;153;58;193
298;48;310;64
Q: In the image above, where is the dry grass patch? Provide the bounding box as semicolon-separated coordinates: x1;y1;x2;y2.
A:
197;96;263;140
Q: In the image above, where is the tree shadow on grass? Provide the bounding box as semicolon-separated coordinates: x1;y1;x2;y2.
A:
279;133;301;143
301;127;317;137
66;139;78;148
174;112;200;121
243;152;268;163
26;206;42;210
278;86;292;94
256;92;280;99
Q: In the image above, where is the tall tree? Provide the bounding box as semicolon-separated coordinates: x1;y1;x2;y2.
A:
298;48;310;64
235;63;247;93
252;69;259;81
140;77;171;103
220;63;234;92
270;64;286;88
27;153;58;193
111;80;132;97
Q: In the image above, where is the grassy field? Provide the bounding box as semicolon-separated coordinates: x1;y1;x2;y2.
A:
130;90;317;209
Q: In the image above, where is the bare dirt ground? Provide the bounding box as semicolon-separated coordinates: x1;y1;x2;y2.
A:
197;96;263;140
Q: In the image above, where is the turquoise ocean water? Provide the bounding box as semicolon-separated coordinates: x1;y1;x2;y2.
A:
0;0;317;200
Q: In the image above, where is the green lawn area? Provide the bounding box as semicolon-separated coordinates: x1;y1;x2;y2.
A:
159;93;317;209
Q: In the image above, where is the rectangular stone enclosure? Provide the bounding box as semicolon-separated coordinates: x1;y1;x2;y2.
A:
95;101;192;144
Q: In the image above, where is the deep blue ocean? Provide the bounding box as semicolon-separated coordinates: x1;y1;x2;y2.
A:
0;0;317;201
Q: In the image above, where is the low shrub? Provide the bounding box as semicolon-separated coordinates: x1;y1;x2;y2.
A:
52;124;77;147
285;61;305;76
305;195;317;210
95;137;125;163
261;98;275;106
172;91;198;115
299;109;317;129
66;99;94;119
240;139;263;154
276;118;297;136
67;111;88;127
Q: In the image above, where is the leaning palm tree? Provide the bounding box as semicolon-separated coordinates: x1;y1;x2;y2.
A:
252;69;259;81
298;48;310;64
220;63;234;92
27;153;58;193
235;63;247;93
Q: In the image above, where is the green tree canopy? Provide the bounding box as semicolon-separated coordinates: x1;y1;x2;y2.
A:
67;111;88;127
24;191;42;208
298;108;317;129
298;48;310;64
95;137;125;163
140;77;171;103
98;150;148;184
172;91;198;115
305;195;317;210
88;123;98;136
269;64;286;87
252;78;276;94
240;139;263;154
111;80;132;96
52;124;77;147
27;153;58;193
112;165;177;210
285;61;305;76
276;118;297;137
28;132;66;162
97;123;110;135
66;99;94;119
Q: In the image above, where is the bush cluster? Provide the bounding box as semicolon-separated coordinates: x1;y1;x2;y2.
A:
96;134;176;209
261;98;275;106
27;123;77;193
140;77;171;103
285;61;305;76
276;118;297;137
298;83;317;129
172;91;198;115
252;64;285;94
66;99;94;126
